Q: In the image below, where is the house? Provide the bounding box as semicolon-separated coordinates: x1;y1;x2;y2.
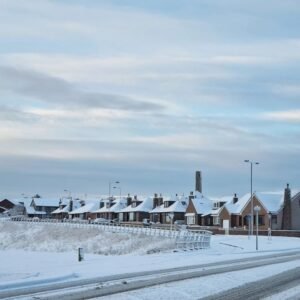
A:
30;197;60;218
218;184;300;230
0;199;25;216
68;200;99;220
93;197;127;220
277;184;300;230
119;196;153;222
51;198;82;219
149;195;188;223
185;192;224;226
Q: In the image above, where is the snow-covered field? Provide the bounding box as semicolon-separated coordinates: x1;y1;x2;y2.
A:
0;222;174;255
1;221;300;299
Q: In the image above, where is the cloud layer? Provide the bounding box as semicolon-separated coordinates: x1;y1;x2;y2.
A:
0;0;300;198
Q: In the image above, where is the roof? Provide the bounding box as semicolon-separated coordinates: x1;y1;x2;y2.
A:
69;201;99;214
190;194;214;215
225;193;251;214
150;197;188;213
32;198;60;207
93;198;127;213
120;197;153;213
25;206;46;215
255;192;284;213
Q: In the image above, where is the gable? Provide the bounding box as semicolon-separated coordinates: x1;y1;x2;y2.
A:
186;199;197;214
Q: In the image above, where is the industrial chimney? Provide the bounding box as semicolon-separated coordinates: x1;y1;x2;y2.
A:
195;171;202;193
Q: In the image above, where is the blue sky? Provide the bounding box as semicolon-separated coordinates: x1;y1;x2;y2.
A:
0;0;299;199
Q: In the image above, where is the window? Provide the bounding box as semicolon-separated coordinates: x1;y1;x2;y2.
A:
213;216;220;225
272;215;277;224
129;212;135;221
187;216;195;225
254;215;265;226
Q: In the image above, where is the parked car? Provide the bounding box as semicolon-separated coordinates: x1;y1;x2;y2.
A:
92;218;110;224
174;220;185;225
110;218;119;224
142;219;153;227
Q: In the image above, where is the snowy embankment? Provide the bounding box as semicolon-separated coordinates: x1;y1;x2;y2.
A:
0;222;175;255
0;221;300;298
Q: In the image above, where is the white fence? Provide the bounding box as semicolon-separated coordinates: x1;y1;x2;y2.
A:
1;217;212;250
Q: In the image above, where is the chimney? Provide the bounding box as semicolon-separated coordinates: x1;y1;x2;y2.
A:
127;194;132;206
233;193;238;204
282;183;292;230
189;191;194;201
69;199;73;212
195;171;202;193
158;194;163;206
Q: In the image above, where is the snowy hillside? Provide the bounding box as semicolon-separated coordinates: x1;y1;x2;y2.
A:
0;222;175;255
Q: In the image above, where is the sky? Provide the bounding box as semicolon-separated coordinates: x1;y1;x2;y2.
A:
0;0;299;199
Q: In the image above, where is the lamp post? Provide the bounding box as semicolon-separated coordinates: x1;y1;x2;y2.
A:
268;212;272;241
247;214;251;240
244;160;259;235
168;212;174;231
109;181;120;198
254;205;261;250
113;186;122;199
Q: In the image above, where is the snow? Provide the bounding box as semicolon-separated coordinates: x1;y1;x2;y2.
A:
121;197;153;213
0;221;300;298
32;198;60;207
98;260;300;300
256;192;284;213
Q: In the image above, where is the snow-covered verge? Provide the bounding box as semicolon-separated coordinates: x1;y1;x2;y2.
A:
0;222;175;255
0;221;300;298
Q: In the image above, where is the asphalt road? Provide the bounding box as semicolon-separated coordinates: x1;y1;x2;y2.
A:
202;266;300;300
3;250;300;300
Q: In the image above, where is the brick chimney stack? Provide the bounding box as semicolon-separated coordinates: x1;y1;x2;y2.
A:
282;183;292;230
195;171;202;193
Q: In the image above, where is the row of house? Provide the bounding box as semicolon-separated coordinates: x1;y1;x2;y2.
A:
1;184;300;230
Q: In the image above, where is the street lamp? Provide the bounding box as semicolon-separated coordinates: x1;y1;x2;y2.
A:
244;160;259;235
254;205;261;250
113;186;122;199
247;214;251;240
168;212;174;231
109;181;120;198
268;212;272;241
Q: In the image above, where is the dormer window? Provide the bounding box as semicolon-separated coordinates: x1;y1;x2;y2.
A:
181;201;186;206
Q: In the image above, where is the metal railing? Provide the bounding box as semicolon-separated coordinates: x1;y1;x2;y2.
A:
1;217;212;250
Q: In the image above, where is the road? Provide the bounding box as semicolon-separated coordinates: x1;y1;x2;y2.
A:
2;250;300;300
202;266;300;300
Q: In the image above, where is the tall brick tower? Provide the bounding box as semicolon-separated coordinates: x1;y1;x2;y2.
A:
282;183;292;230
195;171;202;193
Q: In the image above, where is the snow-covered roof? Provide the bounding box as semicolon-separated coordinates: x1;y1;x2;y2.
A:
150;197;188;214
255;192;284;213
25;206;46;215
120;197;153;213
51;205;69;214
32;198;60;207
190;194;214;215
225;193;250;214
93;198;127;213
69;201;99;214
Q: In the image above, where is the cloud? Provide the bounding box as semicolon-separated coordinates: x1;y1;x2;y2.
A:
0;65;164;112
262;110;300;123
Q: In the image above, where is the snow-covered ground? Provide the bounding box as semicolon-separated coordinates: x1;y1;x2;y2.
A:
0;221;300;298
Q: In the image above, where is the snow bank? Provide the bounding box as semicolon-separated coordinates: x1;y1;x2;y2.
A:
0;222;175;255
